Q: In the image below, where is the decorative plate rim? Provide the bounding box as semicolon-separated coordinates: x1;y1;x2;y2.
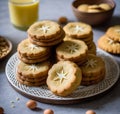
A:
5;48;120;104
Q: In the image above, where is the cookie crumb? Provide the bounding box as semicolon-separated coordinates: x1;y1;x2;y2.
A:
58;16;68;24
16;97;20;101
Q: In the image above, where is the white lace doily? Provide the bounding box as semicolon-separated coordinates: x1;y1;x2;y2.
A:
5;48;120;104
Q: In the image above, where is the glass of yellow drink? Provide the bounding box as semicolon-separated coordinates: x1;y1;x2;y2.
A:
8;0;39;31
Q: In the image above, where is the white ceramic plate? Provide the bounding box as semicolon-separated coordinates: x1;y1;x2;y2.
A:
5;48;120;104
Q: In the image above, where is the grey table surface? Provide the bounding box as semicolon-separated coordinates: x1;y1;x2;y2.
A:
0;0;120;114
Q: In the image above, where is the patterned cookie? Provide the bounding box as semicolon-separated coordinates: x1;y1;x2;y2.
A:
56;39;88;63
47;60;82;96
29;31;65;47
18;52;50;64
80;54;106;86
27;20;61;40
98;34;120;54
16;75;46;86
17;60;51;78
63;22;92;38
106;25;120;42
17;39;50;58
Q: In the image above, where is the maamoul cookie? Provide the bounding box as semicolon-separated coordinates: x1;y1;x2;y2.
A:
17;61;51;78
17;39;51;63
77;4;89;12
16;75;46;86
47;60;82;96
98;34;120;54
63;22;92;38
80;54;106;86
56;39;88;65
28;20;65;46
106;25;120;42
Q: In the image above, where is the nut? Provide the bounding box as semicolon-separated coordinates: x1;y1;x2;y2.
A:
86;110;96;114
26;100;37;110
43;109;54;114
58;16;68;24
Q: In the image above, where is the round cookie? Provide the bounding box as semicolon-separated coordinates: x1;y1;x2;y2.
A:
16;75;46;86
77;4;89;12
80;54;106;86
106;25;120;42
17;60;51;78
98;34;120;54
17;39;50;57
47;61;82;96
27;20;62;40
56;39;88;63
63;22;92;38
99;3;112;11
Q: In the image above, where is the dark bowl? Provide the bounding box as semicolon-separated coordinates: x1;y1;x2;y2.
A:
72;0;116;26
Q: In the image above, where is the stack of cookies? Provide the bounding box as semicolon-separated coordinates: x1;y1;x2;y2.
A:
28;20;65;47
98;25;120;54
56;39;88;65
15;20;106;97
16;20;65;86
63;22;96;55
80;54;106;86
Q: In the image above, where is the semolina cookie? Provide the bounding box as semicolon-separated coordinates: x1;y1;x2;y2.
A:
18;52;50;64
81;73;105;86
99;3;112;11
29;31;65;47
17;72;47;82
77;4;89;12
27;20;62;40
87;8;102;13
47;60;82;96
17;39;50;58
88;5;100;9
30;28;64;43
80;54;106;85
17;60;51;78
16;75;46;86
56;39;88;63
98;34;120;54
63;22;92;38
106;25;120;42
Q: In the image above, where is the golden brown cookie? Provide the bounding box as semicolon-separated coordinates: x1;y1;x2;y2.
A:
99;3;112;11
80;54;106;86
16;75;46;86
63;22;92;38
29;31;64;47
17;60;51;78
98;34;120;54
106;25;120;42
17;39;50;57
18;52;50;64
27;20;62;40
47;60;82;96
77;4;89;12
56;39;88;63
